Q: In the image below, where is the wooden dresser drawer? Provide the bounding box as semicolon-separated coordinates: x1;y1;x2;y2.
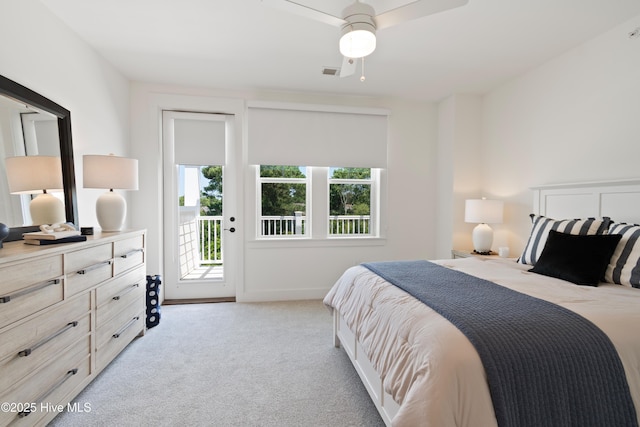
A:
96;305;144;372
96;298;143;350
65;243;113;296
0;338;90;427
0;256;64;329
0;294;91;393
113;235;145;276
96;266;146;328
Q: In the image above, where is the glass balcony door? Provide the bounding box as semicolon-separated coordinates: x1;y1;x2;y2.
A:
162;111;237;300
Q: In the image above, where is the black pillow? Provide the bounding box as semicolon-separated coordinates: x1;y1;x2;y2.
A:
529;230;622;286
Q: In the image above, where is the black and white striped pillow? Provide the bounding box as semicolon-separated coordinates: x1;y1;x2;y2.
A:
518;215;611;265
604;223;640;288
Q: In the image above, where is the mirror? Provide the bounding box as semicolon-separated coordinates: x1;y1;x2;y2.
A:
0;74;77;241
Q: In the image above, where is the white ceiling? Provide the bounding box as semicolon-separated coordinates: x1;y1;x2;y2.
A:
40;0;640;101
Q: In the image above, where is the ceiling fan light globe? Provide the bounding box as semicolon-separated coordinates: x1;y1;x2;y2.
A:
339;27;376;58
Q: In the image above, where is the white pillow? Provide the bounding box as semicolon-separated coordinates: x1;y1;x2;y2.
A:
604;223;640;288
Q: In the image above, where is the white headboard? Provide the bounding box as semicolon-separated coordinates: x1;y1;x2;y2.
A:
532;179;640;225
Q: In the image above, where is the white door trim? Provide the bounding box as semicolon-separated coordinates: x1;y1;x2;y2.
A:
162;110;239;300
151;95;244;301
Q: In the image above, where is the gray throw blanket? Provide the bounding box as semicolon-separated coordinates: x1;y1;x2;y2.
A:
362;260;638;427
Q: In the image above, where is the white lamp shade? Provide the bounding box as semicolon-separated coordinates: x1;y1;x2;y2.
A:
83;155;138;190
5;156;63;194
464;199;504;224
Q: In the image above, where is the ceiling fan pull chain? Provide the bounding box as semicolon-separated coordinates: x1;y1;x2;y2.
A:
360;57;366;82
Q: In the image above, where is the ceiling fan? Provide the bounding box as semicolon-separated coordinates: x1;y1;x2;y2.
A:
262;0;469;78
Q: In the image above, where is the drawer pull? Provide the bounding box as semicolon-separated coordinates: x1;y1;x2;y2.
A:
120;248;144;258
0;278;61;304
18;368;78;418
113;316;140;339
18;321;79;357
112;283;140;301
77;260;112;275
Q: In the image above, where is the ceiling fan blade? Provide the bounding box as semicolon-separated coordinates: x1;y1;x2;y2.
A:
261;0;346;27
339;57;356;77
375;0;469;30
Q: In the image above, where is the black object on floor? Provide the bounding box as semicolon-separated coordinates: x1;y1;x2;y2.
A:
146;275;162;328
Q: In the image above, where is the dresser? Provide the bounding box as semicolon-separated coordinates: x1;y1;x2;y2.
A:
0;230;146;427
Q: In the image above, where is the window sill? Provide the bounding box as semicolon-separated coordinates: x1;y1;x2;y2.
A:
246;237;387;250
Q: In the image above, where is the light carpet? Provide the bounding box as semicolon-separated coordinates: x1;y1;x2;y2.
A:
49;300;385;427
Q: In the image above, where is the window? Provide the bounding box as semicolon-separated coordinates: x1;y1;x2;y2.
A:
329;168;373;236
248;103;388;241
256;165;380;239
258;165;308;237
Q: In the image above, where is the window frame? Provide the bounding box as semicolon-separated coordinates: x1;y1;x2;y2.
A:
327;168;379;238
257;167;310;239
254;166;382;241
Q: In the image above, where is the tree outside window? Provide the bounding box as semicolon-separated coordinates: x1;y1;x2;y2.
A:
200;165;222;215
329;168;372;235
259;165;307;236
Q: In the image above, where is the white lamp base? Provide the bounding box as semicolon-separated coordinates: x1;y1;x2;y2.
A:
472;223;494;254
30;193;66;225
96;190;126;232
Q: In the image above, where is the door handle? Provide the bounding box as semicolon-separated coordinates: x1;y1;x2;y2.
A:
224;227;236;233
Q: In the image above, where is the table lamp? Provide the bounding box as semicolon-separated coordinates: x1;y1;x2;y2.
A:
465;198;504;255
83;154;138;232
5;155;66;225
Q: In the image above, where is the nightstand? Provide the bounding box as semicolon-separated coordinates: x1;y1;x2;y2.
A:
451;249;498;260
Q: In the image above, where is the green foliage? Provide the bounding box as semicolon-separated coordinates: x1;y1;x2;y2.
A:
262;183;306;216
329;168;371;216
200;166;223;216
260;165;307;216
260;165;306;178
330;168;370;180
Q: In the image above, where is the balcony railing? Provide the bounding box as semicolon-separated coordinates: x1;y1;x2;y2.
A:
261;213;306;236
192;214;372;266
257;214;371;237
196;216;223;264
329;215;370;235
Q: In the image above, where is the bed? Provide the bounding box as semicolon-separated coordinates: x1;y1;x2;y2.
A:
323;180;640;426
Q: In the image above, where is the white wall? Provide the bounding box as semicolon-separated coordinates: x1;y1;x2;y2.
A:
480;14;640;256
436;94;483;258
1;0;131;230
130;83;437;301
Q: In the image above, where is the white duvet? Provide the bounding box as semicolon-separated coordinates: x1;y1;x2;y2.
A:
323;257;640;427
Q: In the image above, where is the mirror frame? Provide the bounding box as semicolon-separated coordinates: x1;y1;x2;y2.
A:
0;74;78;241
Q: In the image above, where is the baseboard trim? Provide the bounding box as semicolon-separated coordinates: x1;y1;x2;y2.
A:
163;297;236;305
237;288;330;302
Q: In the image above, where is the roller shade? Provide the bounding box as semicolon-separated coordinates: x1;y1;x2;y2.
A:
248;103;388;168
167;111;226;166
